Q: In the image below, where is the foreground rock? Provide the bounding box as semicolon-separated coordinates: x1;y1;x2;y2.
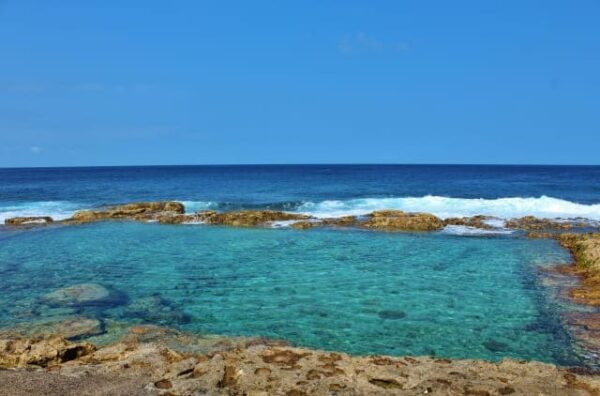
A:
69;201;185;223
4;216;54;226
1;330;599;395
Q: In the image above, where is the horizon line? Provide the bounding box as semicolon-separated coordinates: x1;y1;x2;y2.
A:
2;162;600;170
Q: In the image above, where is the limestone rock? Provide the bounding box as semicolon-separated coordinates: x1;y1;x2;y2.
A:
2;331;600;395
4;216;53;226
443;215;492;229
195;210;312;227
505;216;574;231
0;335;95;368
363;210;444;231
69;201;185;223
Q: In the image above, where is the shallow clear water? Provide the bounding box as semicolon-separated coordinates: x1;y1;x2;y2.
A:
0;222;579;365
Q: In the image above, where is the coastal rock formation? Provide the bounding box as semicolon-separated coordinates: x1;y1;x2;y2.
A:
193;210;312;227
0;335;95;368
1;330;599;395
557;233;600;306
505;216;575;231
443;215;493;229
363;210;444;231
69;201;185;223
4;216;54;226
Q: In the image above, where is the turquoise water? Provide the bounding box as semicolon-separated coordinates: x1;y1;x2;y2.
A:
0;222;579;365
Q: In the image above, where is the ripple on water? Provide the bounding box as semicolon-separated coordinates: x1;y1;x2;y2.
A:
0;222;586;366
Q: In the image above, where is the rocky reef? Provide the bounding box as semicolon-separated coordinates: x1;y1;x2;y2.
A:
4;216;53;226
69;201;185;223
555;233;600;306
7;200;597;237
1;326;600;395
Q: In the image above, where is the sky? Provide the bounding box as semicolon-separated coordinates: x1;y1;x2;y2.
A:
0;1;599;167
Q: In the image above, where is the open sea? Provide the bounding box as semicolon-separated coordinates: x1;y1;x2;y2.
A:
1;165;600;366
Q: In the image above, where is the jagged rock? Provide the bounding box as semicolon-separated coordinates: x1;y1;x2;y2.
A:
362;210;444;231
2;331;599;395
69;201;185;223
0;335;95;368
322;216;359;227
195;210;312;227
4;216;53;226
42;283;127;308
443;215;492;229
290;221;315;229
505;216;574;231
556;233;600;306
527;231;556;239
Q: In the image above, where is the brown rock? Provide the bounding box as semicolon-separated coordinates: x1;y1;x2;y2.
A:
196;210;312;227
0;335;95;368
444;215;492;229
69;201;185;223
505;216;574;231
4;216;53;226
362;210;444;231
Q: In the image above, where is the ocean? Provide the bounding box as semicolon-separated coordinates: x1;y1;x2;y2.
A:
1;165;599;366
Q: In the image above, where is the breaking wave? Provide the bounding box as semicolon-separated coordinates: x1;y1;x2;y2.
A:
296;195;600;220
0;201;83;223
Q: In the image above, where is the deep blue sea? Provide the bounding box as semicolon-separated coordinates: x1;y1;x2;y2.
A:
1;165;600;366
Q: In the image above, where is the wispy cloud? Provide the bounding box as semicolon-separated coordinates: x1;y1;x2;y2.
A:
30;146;42;154
338;32;409;55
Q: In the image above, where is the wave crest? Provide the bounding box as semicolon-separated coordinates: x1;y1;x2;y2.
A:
296;195;600;220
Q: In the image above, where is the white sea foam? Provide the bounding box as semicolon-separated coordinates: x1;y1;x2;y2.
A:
179;201;218;213
296;195;600;221
0;201;83;223
441;225;515;236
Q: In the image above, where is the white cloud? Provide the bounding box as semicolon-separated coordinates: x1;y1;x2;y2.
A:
338;33;409;55
30;146;42;154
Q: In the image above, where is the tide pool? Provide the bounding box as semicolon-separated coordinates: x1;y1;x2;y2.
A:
0;222;581;366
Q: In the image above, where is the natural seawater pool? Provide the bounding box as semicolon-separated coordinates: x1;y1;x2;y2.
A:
0;222;582;366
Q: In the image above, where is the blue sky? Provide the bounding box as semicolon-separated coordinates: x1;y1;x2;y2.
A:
1;1;599;167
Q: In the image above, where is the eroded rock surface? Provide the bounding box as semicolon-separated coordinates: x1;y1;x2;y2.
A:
1;331;599;395
363;210;444;231
556;233;600;306
69;201;185;223
4;216;54;226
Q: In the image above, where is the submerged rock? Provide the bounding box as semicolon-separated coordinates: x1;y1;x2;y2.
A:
42;283;127;308
6;318;103;340
378;310;406;320
123;294;191;325
4;216;54;226
363;210;444;231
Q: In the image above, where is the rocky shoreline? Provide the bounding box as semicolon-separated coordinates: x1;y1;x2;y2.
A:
4;201;600;394
2;325;600;395
4;200;597;232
